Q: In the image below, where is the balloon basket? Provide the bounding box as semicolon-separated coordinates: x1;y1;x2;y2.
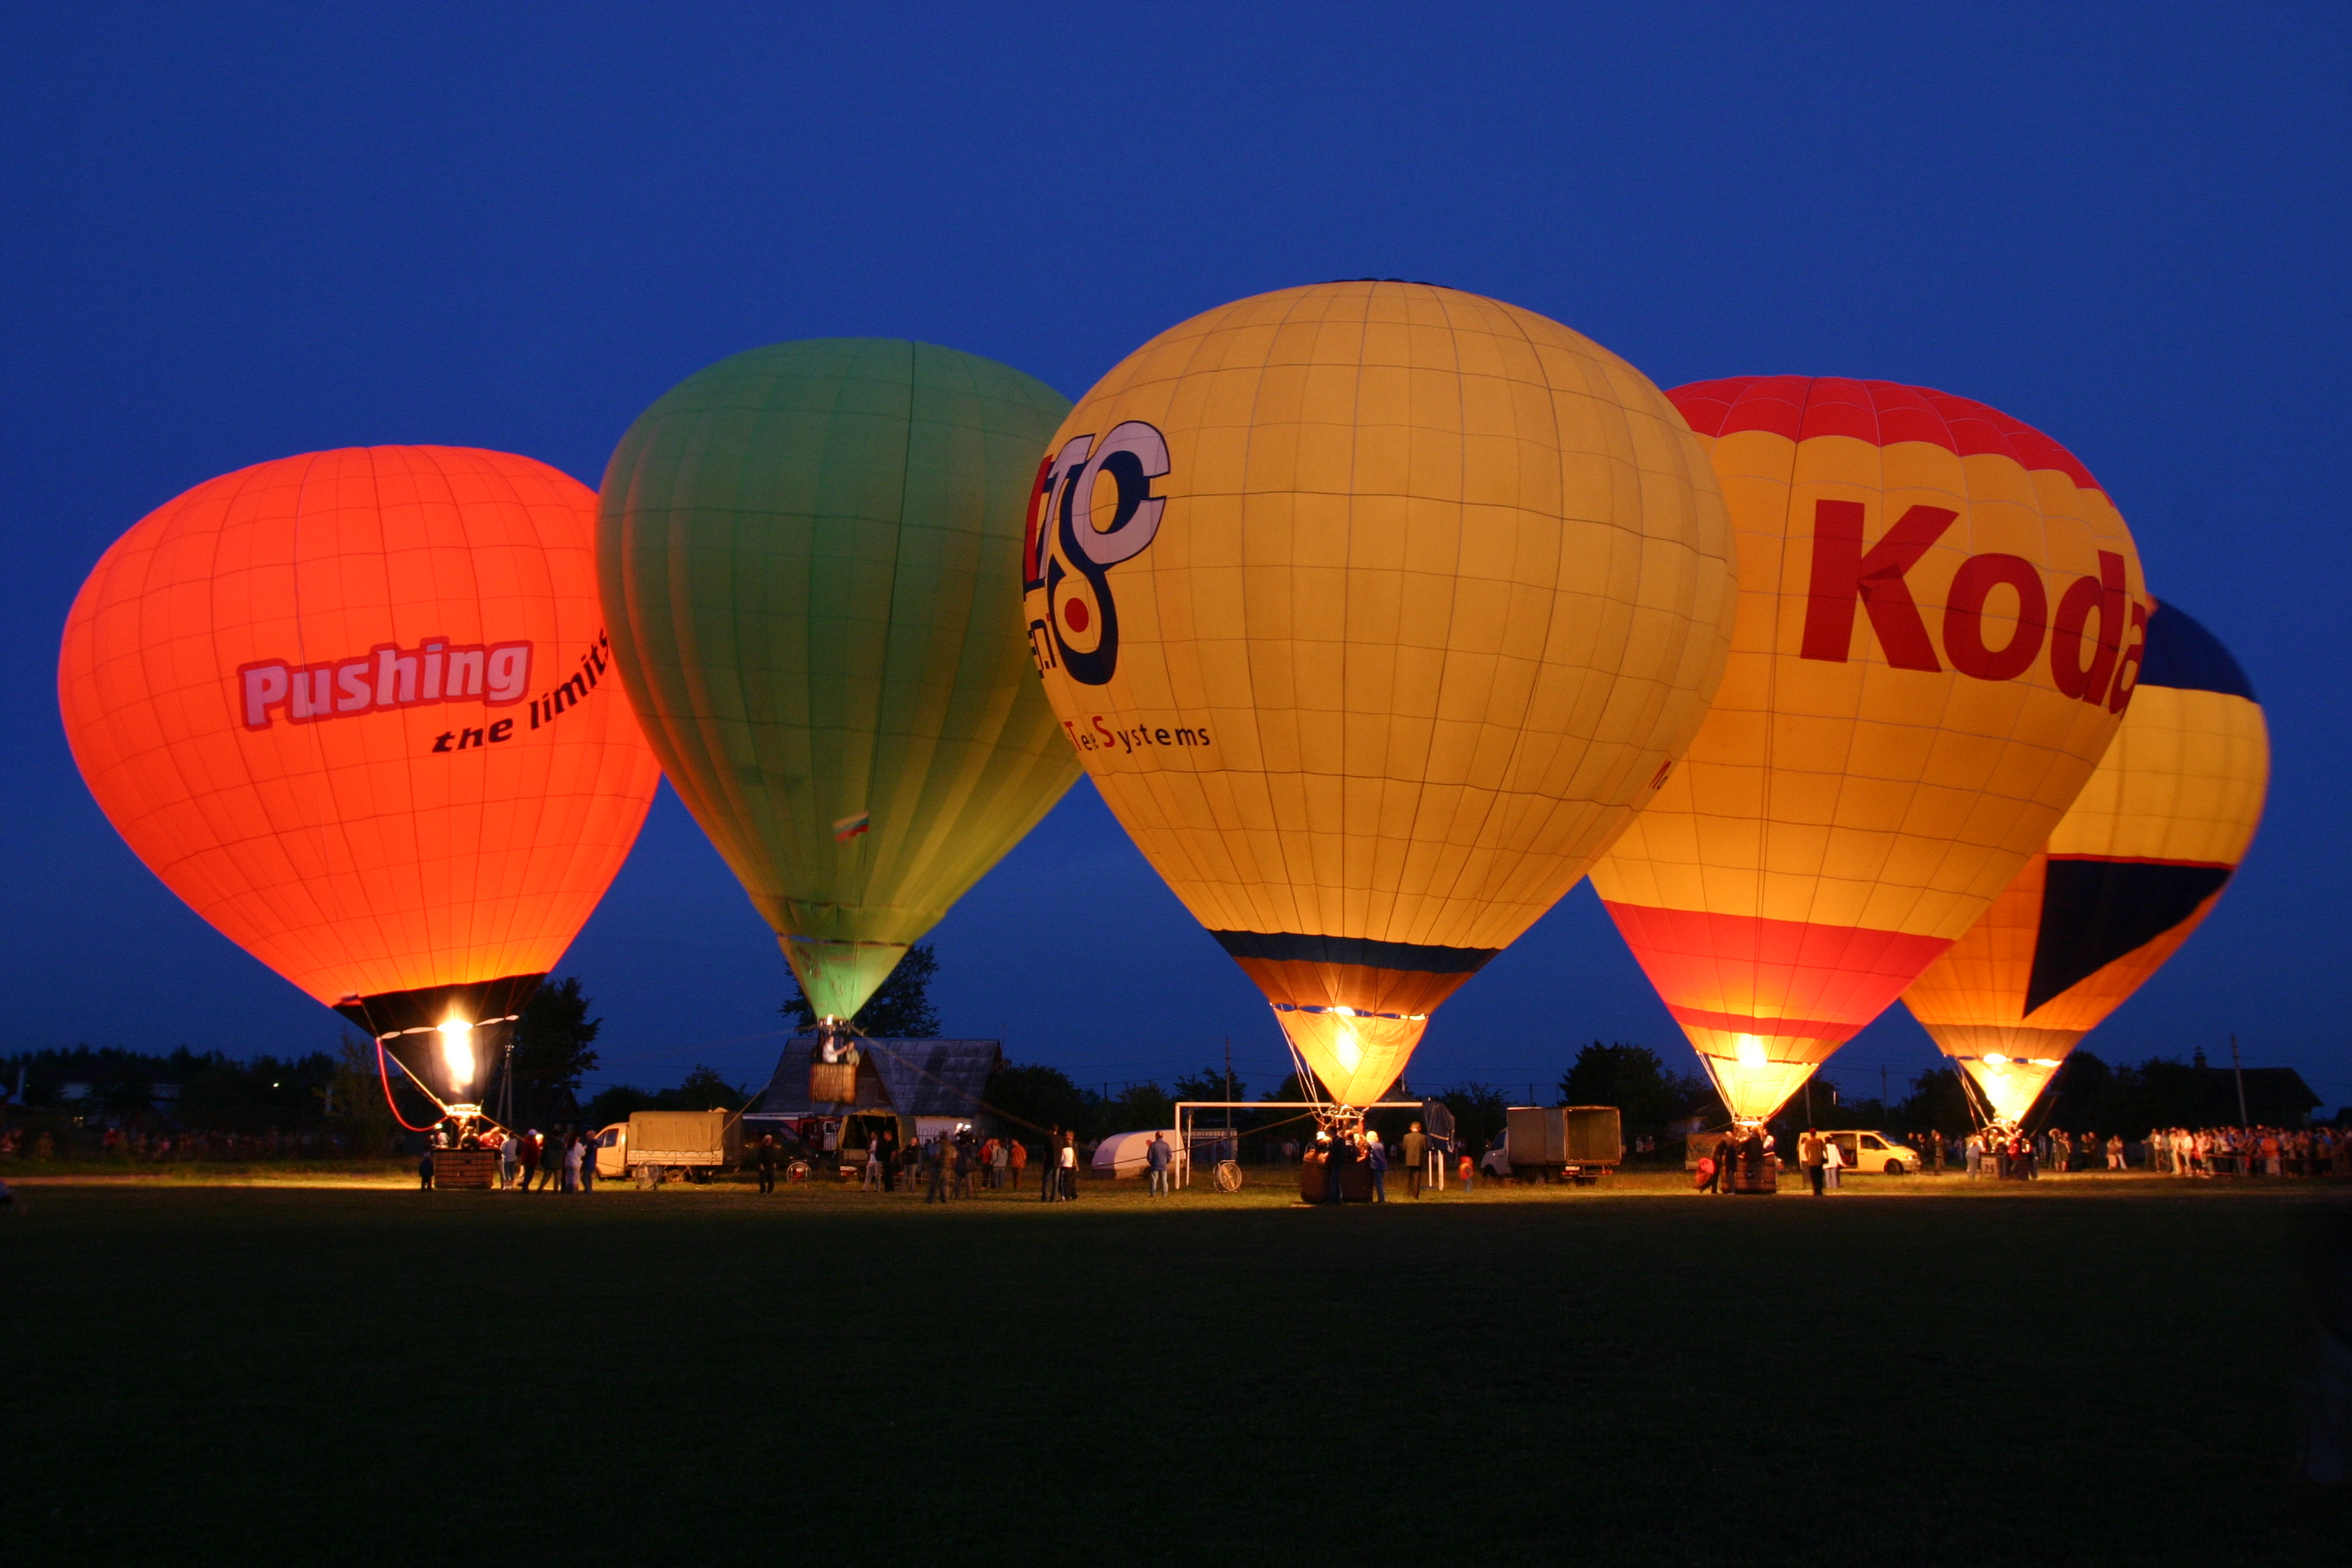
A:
808;1061;858;1105
1300;1155;1374;1203
1727;1159;1779;1195
430;1149;498;1189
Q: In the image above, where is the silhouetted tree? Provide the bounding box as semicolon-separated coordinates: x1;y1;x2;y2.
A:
511;976;602;1093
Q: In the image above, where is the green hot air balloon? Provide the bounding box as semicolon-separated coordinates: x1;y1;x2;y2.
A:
599;338;1080;1039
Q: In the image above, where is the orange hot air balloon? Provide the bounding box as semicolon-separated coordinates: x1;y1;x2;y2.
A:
58;447;660;1110
1901;603;2268;1125
1588;377;2146;1125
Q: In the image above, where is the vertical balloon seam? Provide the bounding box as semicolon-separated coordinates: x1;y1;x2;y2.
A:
1249;284;1327;940
1168;289;1273;938
1425;286;1543;945
720;355;822;926
1194;293;1275;938
920;361;1073;912
521;456;628;984
725;358;812;926
867;345;975;933
296;449;388;991
237;456;336;990
1445;290;1608;943
1850;400;1977;957
893;343;1010;923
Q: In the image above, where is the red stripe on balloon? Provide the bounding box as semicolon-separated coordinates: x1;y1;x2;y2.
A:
1668;376;2105;498
1600;900;1952;1037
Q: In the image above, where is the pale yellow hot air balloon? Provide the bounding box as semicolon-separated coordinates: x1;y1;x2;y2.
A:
1021;281;1736;1113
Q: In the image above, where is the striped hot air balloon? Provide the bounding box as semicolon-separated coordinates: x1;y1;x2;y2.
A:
1589;377;2147;1125
1901;603;2267;1124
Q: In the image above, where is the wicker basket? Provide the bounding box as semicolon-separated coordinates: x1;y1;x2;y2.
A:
808;1060;858;1105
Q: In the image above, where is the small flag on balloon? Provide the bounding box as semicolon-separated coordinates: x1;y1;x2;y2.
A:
832;811;871;842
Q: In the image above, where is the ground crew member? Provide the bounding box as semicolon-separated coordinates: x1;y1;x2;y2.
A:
1402;1122;1428;1197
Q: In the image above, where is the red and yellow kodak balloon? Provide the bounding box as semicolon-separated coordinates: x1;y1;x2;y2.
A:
1023;282;1737;1107
1589;377;2147;1122
1902;603;2266;1122
58;448;660;1083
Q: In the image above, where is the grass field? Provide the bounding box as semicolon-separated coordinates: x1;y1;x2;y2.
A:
6;1170;2347;1565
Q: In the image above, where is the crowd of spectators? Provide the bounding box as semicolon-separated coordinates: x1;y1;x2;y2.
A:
0;1124;355;1161
1932;1124;2350;1178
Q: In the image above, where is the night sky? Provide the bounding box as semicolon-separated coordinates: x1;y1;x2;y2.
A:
7;5;2346;1110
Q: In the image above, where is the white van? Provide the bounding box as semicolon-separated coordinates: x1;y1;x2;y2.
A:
1825;1129;1920;1174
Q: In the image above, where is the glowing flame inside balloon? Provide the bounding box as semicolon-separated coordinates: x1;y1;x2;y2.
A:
1983;1052;2011;1069
438;1018;476;1096
1735;1034;1767;1069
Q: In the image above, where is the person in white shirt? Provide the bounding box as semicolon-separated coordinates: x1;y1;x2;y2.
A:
1822;1132;1845;1191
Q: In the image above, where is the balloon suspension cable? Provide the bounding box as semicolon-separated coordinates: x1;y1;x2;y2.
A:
1953;1067;2017;1143
1693;1053;1766;1135
375;1034;452;1135
365;1013;520;1140
1271;1014;1361;1135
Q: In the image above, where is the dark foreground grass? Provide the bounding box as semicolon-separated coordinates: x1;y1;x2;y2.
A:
5;1174;2347;1564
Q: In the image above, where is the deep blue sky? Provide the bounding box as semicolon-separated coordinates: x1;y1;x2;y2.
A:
6;4;2346;1110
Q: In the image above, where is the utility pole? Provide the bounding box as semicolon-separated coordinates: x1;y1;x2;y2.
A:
2230;1034;2249;1128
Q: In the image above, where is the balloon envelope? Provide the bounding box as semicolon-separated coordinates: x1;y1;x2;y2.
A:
1902;603;2267;1121
598;338;1081;1021
1589;377;2147;1121
1022;282;1737;1106
58;446;662;1095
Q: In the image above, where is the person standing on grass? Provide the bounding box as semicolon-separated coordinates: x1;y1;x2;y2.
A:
956;1133;978;1199
1821;1131;1844;1191
580;1134;598;1194
1800;1128;1827;1197
418;1145;434;1190
561;1131;583;1191
756;1134;778;1194
1039;1127;1060;1202
1009;1135;1027;1194
1366;1132;1388;1203
1059;1131;1080;1200
1712;1134;1736;1194
925;1137;949;1204
1402;1122;1428;1198
498;1131;518;1190
1146;1131;1172;1197
1324;1130;1353;1204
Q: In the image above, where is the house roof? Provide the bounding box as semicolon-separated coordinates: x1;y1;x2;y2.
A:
746;1037;1002;1120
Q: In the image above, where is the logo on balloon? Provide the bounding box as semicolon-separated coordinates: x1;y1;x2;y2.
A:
1023;421;1169;686
1801;501;2145;713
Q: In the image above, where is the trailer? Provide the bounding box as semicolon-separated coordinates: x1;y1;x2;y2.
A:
1481;1105;1623;1184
